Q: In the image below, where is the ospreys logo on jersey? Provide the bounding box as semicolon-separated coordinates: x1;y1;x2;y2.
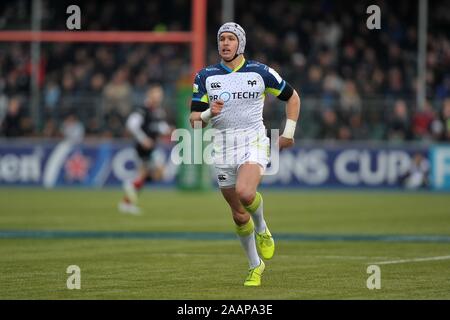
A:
247;80;257;87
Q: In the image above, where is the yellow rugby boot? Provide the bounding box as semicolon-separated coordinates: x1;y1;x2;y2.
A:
255;227;275;260
244;260;265;287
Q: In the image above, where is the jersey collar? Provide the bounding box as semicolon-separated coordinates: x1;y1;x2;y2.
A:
220;58;246;73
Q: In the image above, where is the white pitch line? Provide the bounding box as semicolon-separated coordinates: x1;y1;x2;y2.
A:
320;255;392;260
368;255;450;265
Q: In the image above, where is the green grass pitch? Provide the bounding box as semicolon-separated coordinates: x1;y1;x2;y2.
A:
0;188;449;299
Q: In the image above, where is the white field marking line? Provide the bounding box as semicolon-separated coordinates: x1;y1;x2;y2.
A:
318;255;392;260
368;255;450;265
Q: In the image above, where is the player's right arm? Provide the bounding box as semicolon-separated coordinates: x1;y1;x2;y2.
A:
189;72;224;128
126;111;154;149
190;100;224;128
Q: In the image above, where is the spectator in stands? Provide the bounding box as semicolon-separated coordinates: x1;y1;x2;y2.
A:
412;100;436;141
387;99;412;141
302;66;322;95
42;118;61;139
0;93;8;125
349;113;369;140
432;98;450;141
337;126;352;141
339;80;362;118
60;112;85;144
43;79;61;118
1;96;25;137
436;75;450;100
385;67;408;98
321;72;341;110
102;113;125;138
319;109;339;140
58;71;78;119
0;0;448;141
103;67;132;121
89;73;106;97
131;71;150;108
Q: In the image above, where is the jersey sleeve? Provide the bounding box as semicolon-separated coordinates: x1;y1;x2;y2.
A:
126;111;148;144
190;72;209;112
261;65;294;101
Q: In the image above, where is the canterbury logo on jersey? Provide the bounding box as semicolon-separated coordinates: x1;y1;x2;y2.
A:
247;80;257;87
211;82;221;89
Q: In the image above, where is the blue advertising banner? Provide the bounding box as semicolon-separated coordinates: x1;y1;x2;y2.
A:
0;140;176;188
261;144;429;189
430;145;450;191
0;140;442;190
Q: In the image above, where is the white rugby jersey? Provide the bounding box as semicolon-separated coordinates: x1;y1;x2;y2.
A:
191;58;293;152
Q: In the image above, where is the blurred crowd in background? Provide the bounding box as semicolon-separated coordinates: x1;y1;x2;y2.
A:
0;0;449;142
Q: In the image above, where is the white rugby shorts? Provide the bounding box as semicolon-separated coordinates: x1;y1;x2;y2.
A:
213;134;270;188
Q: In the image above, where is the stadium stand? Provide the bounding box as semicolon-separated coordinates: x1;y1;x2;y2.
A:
0;0;449;141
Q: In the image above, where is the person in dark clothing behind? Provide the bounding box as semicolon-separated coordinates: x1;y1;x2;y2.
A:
118;85;171;214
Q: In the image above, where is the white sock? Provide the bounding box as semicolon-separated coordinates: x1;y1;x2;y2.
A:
251;198;267;234
237;232;261;269
235;219;261;269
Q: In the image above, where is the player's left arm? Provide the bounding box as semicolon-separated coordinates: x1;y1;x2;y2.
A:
262;65;301;150
279;88;300;150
